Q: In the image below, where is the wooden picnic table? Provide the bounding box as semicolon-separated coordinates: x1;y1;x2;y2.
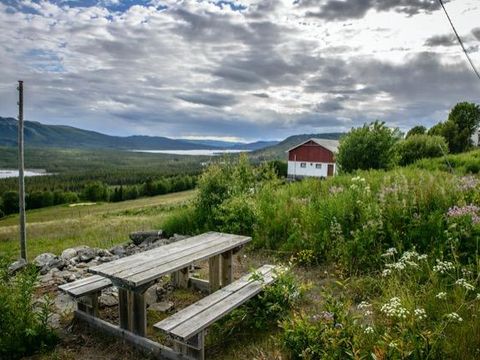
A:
88;231;251;336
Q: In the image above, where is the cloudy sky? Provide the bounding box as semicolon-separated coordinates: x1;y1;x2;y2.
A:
0;0;479;141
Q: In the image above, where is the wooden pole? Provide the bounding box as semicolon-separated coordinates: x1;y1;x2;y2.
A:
17;80;27;261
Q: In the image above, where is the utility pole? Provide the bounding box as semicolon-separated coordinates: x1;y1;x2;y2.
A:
17;80;27;261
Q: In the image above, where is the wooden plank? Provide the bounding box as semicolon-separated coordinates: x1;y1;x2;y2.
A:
133;291;146;336
171;270;277;340
126;235;251;288
90;232;221;275
59;275;112;297
109;233;239;282
221;250;233;287
188;278;209;292
155;265;276;333
74;310;195;360
119;288;129;330
209;255;221;292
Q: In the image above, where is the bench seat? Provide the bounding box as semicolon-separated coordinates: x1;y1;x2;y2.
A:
154;264;278;359
59;275;112;316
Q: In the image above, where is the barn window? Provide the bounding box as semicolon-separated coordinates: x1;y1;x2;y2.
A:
315;164;322;169
300;162;306;168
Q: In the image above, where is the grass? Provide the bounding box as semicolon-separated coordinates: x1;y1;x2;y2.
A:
0;190;195;261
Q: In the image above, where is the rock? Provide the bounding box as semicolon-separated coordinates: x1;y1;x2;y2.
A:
145;285;158;306
129;230;163;246
33;253;56;268
149;301;174;313
60;248;78;261
110;245;126;257
99;293;118;307
48;313;61;329
55;292;76;314
8;258;27;273
77;247;96;262
169;234;188;243
99;256;115;263
97;249;112;257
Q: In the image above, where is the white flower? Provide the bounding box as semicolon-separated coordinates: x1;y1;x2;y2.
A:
455;278;475;291
364;326;374;334
476;293;480;300
433;259;455;274
382;269;392;277
435;292;447;300
358;301;372;310
364;310;373;316
418;254;428;261
382;247;397;257
389;341;398;348
414;308;427;320
446;312;463;322
381;297;409;319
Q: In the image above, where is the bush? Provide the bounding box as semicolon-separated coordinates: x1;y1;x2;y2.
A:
337;121;400;173
82;181;109;202
0;259;57;359
395;134;448;166
2;191;19;215
406;125;427;138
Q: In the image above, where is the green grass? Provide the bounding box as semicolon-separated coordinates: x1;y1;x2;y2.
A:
0;190;195;261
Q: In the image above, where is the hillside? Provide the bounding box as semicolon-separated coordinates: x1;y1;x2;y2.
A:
0;117;214;150
250;132;344;160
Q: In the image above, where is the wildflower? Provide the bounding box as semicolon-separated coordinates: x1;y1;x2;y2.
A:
381;297;409;319
414;308;427;320
433;259;455;274
447;205;480;224
381;248;397;257
455;278;475;291
364;326;374;334
417;254;428;261
364;310;373;316
382;269;392;277
445;312;463;322
389;341;398;348
358;301;372;310
476;293;480;300
435;292;447;300
458;175;479;191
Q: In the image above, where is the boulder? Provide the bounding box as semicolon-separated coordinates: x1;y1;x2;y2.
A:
60;248;78;261
149;301;174;313
129;230;163;246
145;285;159;306
99;293;118;307
8;258;27;274
55;292;76;314
109;245;126;257
77;247;96;262
33;253;56;268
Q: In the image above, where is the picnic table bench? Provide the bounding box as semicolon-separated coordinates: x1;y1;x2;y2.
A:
58;231;279;359
154;264;278;360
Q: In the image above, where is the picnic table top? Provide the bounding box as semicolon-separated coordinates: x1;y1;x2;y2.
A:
88;231;251;289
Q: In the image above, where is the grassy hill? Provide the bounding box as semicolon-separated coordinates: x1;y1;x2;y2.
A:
250;132;344;160
0;117;214;150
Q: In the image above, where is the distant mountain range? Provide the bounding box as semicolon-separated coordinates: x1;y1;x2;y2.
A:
0;117;279;151
0;116;343;156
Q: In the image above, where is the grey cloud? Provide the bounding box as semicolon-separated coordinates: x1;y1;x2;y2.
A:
473;27;480;41
424;34;456;47
176;91;237;107
301;0;440;20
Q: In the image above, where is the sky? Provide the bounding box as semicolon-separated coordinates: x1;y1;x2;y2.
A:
0;0;479;142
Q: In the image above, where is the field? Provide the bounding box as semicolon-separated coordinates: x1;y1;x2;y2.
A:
0;190;195;261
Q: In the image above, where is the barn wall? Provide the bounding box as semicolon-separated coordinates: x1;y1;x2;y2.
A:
287;161;336;178
288;141;335;162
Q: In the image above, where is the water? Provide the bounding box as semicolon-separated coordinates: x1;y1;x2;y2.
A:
130;149;248;156
0;169;50;179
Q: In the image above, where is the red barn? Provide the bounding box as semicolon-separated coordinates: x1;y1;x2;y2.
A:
287;138;339;179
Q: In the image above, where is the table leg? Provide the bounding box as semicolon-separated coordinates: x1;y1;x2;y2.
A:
208;255;221;292
118;288;146;336
119;288;131;331
221;250;233;286
172;267;189;289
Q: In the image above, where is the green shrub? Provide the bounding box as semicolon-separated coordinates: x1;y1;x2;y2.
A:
395;134;448;166
82;181;109;202
2;191;19;215
0;259;58;359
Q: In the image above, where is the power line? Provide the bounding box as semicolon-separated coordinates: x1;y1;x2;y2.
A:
438;0;480;81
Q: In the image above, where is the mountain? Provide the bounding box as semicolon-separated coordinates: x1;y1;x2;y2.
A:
0;117;215;150
182;139;279;150
250;132;344;160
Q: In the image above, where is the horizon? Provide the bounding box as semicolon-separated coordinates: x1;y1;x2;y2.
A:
0;1;479;141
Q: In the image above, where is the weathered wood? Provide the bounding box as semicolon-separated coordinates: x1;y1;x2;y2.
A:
74;310;195;360
119;288;130;330
89;232;251;288
157;265;275;333
59;275;112;297
155;265;277;340
173;268;189;289
221;250;233;287
78;292;100;317
208;255;221;292
133;291;146;336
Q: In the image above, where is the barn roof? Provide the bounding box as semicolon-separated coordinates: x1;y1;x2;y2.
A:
287;138;340;154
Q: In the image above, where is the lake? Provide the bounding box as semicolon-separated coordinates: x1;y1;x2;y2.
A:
0;169;50;179
130;149;248;156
